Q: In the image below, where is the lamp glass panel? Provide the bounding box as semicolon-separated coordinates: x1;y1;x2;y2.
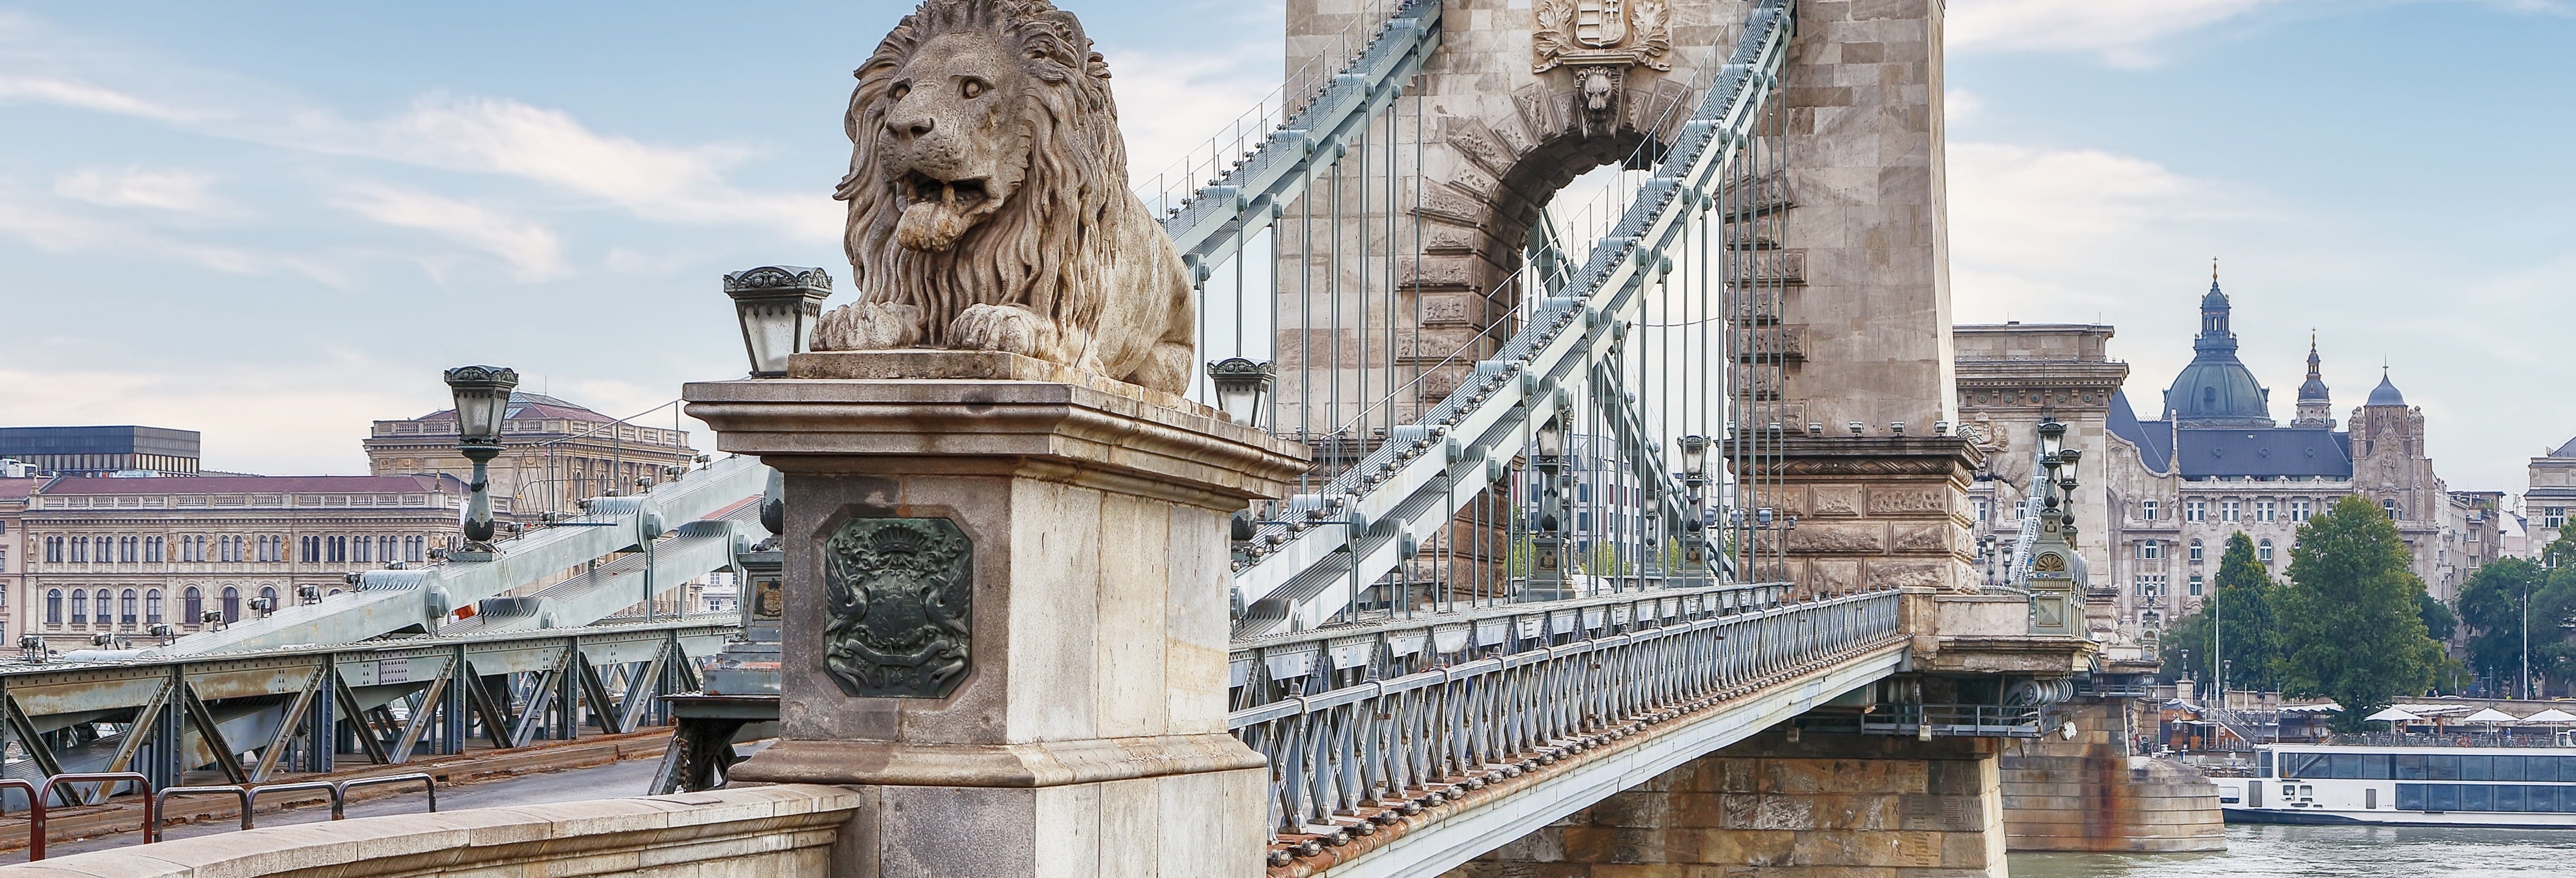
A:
739;301;805;376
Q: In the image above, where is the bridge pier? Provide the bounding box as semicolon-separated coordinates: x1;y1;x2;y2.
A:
1998;697;2226;852
685;353;1310;878
1447;726;2006;877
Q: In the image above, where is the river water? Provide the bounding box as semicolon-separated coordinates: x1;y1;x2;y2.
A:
2010;824;2576;877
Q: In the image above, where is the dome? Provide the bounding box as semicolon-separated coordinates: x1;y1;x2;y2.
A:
2164;360;2273;427
2163;278;2274;427
2296;339;2328;402
2366;372;2407;407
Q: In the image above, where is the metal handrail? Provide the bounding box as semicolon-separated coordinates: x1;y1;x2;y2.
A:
255;781;342;820
1230;589;1900;858
1231;580;1795;711
336;773;436;819
149;786;251;842
31;772;152;861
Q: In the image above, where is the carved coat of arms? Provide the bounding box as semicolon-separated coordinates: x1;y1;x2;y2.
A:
1533;0;1674;72
820;518;974;699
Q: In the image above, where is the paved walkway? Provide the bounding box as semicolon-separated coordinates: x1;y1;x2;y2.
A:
8;755;667;862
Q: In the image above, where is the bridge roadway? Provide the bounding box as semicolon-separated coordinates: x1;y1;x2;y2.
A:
0;730;721;862
1229;583;1917;875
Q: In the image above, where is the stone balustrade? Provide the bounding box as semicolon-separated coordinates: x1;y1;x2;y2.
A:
0;785;861;878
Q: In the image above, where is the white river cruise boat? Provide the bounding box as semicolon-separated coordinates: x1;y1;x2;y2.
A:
2221;740;2576;827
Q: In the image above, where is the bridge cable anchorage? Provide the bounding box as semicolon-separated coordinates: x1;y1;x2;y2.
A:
1194;0;1799;636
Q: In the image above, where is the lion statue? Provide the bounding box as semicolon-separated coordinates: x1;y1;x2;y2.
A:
815;0;1196;395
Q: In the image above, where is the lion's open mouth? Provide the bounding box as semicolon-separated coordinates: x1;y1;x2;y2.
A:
894;171;997;253
905;171;990;207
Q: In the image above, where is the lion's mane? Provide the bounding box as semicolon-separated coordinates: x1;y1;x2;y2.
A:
838;0;1124;342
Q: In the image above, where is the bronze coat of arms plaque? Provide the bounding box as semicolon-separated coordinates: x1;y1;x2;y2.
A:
820;517;974;698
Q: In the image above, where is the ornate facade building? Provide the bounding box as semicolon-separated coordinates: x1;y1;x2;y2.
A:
363;392;694;519
2530;438;2576;561
1;477;28;643
1959;279;2469;665
16;474;479;650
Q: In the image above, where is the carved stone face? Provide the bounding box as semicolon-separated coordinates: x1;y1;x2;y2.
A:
1580;68;1617;112
875;30;1032;252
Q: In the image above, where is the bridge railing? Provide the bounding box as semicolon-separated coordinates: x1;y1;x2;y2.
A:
1229;586;1900;857
1229;579;1791;710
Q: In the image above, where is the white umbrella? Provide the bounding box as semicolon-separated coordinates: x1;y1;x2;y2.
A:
2464;707;2519;725
2366;707;2423;723
2520;708;2576;724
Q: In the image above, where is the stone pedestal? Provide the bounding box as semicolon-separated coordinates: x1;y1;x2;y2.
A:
1768;436;1981;598
1447;728;2007;877
684;351;1311;878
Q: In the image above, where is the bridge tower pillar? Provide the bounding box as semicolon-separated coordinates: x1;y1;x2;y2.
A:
1448;726;2008;877
687;352;1310;878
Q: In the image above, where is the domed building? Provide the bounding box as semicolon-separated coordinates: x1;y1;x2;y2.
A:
1955;274;2470;669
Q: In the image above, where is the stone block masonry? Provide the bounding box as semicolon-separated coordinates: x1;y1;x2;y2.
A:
1446;727;2007;876
1998;698;2225;852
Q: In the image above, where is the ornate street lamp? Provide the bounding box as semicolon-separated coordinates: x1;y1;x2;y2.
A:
1676;434;1709;484
1204;358;1275;428
723;266;835;377
445;365;519;559
1524;407;1573;599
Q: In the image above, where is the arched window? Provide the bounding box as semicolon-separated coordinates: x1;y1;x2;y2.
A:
45;590;62;625
258;586;278;613
183;587;203;624
2188;539;2205;563
70;589;87;624
2258;539;2276;564
145;590;163;624
221;587;240;623
120;589;138;624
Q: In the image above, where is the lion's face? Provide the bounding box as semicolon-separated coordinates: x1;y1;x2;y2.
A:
874;29;1032;253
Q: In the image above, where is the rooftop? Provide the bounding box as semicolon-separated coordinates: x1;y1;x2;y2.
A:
391;391;611;424
34;473;461;496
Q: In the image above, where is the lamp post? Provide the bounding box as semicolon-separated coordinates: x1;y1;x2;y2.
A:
1525;408;1570;600
1678;435;1710;584
444;365;519;561
1204;358;1275;428
723;266;835;377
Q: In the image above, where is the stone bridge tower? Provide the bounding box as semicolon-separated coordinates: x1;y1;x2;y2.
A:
1281;0;1956;436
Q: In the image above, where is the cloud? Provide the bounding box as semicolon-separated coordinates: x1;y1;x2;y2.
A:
0;357;426;475
0;185;341;282
0;73;199;121
1945;142;2273;319
54;166;226;213
347;95;837;241
1948;0;2569;66
334;182;568;281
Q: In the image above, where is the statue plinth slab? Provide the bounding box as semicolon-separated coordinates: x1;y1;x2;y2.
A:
683;361;1306;878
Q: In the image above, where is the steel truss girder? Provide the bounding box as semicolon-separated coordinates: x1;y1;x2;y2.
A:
149;455;766;656
0;621;728;785
1231;0;1800;637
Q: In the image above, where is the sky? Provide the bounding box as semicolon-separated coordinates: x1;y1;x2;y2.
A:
0;0;2568;495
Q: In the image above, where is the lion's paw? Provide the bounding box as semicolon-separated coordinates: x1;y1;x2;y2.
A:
946;304;1050;357
813;302;923;351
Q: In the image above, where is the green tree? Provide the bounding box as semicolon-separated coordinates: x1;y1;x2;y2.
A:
2272;496;2445;731
2457;557;2548;692
2417;591;2459;644
2158;533;2281;691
